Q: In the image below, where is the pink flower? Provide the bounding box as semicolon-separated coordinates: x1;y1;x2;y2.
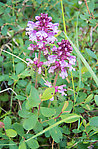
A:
59;70;68;79
36;31;48;40
44;39;76;79
58;85;67;96
44;81;52;87
48;66;56;73
38;67;41;74
26;58;33;66
26;55;43;74
50;96;54;101
26;13;59;54
48;55;57;63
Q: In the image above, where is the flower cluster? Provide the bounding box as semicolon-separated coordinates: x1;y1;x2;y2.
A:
26;13;59;55
44;39;76;79
44;81;67;101
26;13;76;100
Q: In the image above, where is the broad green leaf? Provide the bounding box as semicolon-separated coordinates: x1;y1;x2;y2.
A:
0;93;9;101
72;129;81;133
80;14;87;20
17;80;27;87
18;38;24;46
0;7;4;14
86;48;97;59
5;7;11;14
63;100;73;113
41;87;55;101
45;131;50;138
13;123;24;137
89;19;97;26
19;142;26;149
1;26;8;36
3;116;11;129
49;127;62;143
6;129;17;138
40;107;56;117
85;94;93;103
48;119;55;125
89;0;95;12
82;104;94;111
9;140;18;149
60;114;81;123
18;109;33;118
18;69;31;79
0;2;4;6
8;79;14;85
62;101;69;112
26;139;39;149
0;75;9;81
26;86;41;109
62;125;70;135
15;95;26;101
26;83;32;96
10;75;18;81
15;62;25;75
89;117;98;128
23;114;38;130
0;56;3;62
94;95;98;106
33;122;43;133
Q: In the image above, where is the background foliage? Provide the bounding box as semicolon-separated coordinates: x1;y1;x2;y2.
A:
0;0;98;149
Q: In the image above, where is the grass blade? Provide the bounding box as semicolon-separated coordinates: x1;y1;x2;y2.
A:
64;34;98;86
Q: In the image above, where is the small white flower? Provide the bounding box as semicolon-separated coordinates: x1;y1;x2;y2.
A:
50;96;54;101
78;1;82;5
38;67;41;74
59;70;68;79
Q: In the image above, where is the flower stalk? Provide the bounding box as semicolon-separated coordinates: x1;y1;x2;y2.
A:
53;69;59;87
35;50;41;88
61;0;67;39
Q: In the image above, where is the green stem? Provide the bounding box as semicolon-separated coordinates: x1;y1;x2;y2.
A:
25;114;82;143
71;71;76;104
76;13;81;89
10;83;15;110
61;0;67;39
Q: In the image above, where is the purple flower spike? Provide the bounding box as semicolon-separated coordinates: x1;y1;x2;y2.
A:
26;13;59;54
44;39;76;79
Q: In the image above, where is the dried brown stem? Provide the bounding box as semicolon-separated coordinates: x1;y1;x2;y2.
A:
54;111;62;119
52;140;54;149
53;70;59;87
84;0;95;19
84;0;91;16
